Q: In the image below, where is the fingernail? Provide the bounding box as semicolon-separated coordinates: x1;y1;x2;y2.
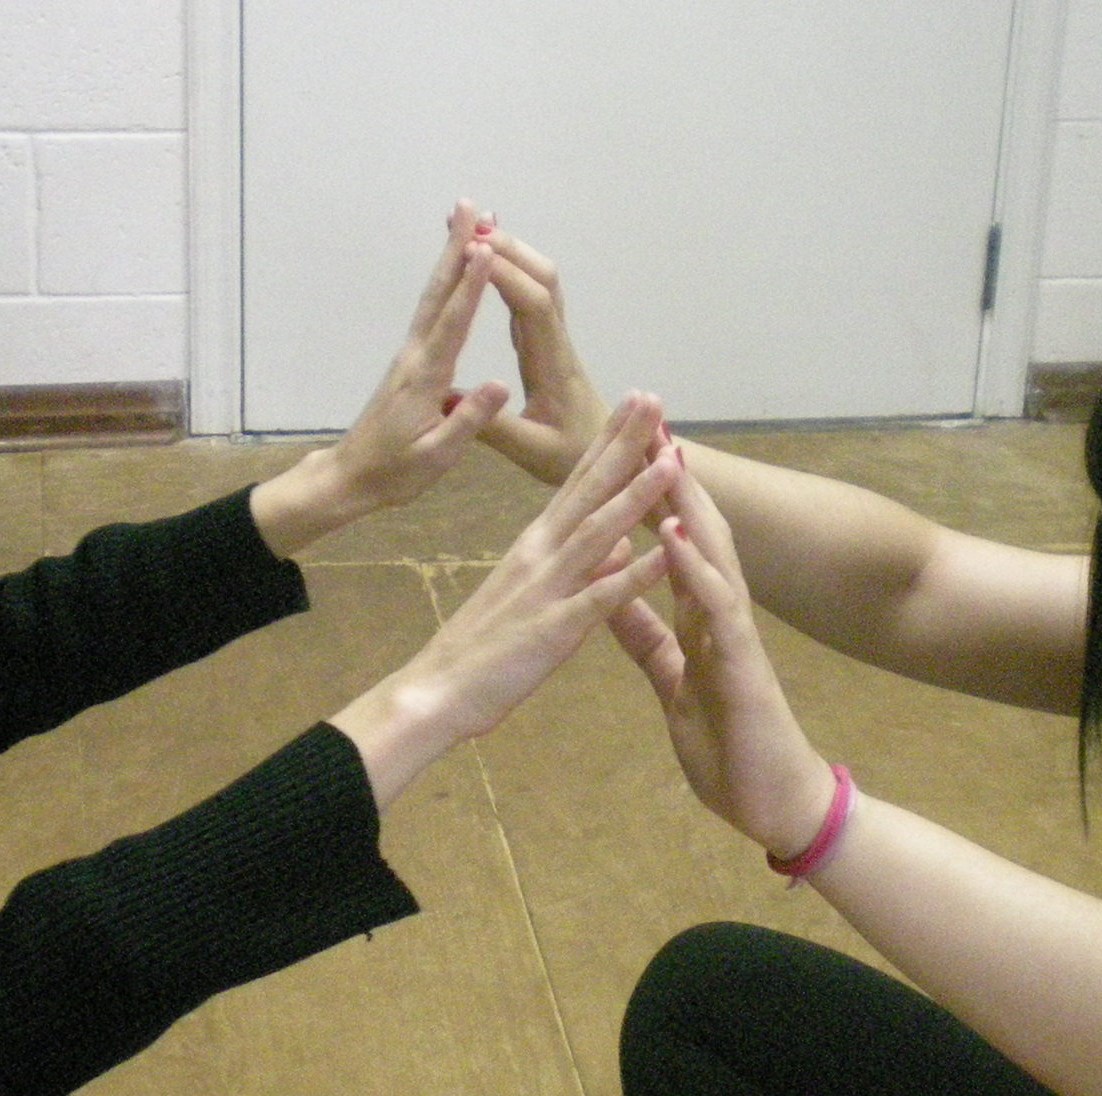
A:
442;393;463;417
475;223;494;237
661;421;672;443
676;446;685;469
674;521;689;541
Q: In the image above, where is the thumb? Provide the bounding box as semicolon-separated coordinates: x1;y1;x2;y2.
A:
478;411;576;485
607;598;684;710
433;381;510;450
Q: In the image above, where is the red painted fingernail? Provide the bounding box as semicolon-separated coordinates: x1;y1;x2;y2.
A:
442;393;463;417
661;421;672;443
676;446;685;469
475;223;494;237
674;522;689;541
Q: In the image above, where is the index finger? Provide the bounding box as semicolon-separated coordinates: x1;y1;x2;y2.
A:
482;229;566;319
419;242;494;373
407;199;481;340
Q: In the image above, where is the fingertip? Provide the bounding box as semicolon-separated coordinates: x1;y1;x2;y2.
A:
448;199;477;237
657;515;694;567
486;378;510;404
474;379;511;415
658;514;683;542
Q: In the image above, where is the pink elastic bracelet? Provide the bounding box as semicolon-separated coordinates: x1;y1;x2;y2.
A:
766;765;857;886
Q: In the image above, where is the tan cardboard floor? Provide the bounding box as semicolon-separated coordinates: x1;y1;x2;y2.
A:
3;421;1100;1094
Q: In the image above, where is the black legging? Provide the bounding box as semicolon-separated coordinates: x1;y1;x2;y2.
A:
620;923;1056;1095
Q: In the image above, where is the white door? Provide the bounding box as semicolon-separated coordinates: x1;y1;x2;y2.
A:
241;2;1014;430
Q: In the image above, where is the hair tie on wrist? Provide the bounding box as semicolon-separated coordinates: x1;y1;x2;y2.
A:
766;765;857;887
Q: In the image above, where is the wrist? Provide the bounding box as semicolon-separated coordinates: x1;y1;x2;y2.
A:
328;670;460;813
761;757;840;863
250;447;379;557
766;764;858;883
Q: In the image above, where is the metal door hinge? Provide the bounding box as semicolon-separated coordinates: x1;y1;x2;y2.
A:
981;223;1002;313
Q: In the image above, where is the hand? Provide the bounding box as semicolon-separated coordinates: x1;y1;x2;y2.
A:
471;225;612;485
250;200;510;556
609;467;837;861
331;393;681;810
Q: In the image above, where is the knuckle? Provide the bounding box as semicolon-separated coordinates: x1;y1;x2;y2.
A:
531;284;557;317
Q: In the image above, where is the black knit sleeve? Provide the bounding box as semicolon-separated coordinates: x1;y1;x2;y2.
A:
0;723;419;1096
0;488;309;752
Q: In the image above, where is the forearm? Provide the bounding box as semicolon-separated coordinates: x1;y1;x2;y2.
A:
249;447;375;559
327;671;461;814
680;437;940;651
0;488;308;748
813;793;1102;1096
0;725;417;1096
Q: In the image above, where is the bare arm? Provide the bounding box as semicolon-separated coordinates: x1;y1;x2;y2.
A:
476;224;1087;714
813;795;1102;1096
683;439;1087;713
612;470;1102;1096
329;394;678;810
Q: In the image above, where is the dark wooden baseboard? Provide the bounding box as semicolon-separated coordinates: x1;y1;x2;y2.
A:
0;382;186;451
1026;363;1102;423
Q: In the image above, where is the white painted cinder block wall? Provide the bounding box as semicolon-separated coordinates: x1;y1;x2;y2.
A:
0;2;1099;406
0;2;188;386
1034;0;1102;365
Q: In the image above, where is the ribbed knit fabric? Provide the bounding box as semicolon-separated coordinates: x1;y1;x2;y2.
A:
0;487;309;752
0;723;418;1096
1;491;422;1092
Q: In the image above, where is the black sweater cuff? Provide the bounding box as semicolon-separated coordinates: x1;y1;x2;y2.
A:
0;723;418;1096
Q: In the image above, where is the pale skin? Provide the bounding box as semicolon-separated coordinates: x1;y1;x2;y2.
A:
329;393;679;811
469;222;1099;1094
475;223;1087;716
245;202;684;810
248;200;510;559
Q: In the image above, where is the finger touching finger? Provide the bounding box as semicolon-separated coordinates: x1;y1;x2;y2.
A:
581;543;670;626
484;231;565;317
430;381;510;451
607;596;685;708
408;199;480;339
664;460;740;583
545;394;664;533
488;253;560;321
557;450;680;584
657;515;747;662
423;243;494;370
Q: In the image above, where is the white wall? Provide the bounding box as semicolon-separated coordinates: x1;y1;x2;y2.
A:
0;1;1099;400
1033;0;1102;364
0;1;187;385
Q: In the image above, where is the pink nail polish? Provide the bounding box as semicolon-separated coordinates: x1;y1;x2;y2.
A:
475;223;494;237
674;522;689;541
442;392;463;417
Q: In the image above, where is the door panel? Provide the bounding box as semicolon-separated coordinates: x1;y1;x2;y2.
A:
242;2;1013;429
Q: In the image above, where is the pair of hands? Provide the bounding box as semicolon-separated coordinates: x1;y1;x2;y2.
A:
319;200;833;861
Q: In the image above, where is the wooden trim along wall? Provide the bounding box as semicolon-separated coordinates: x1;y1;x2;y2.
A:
0;369;1092;450
1026;364;1102;423
0;382;187;451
